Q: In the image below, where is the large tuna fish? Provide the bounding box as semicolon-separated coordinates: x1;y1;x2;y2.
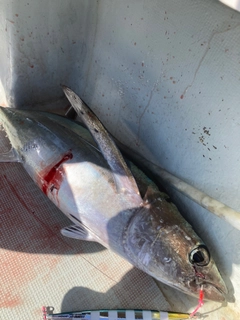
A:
0;86;227;301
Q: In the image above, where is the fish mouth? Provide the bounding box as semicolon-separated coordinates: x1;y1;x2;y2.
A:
200;280;227;302
176;277;228;302
177;282;226;302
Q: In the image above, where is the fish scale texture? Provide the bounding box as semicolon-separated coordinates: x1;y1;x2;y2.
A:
0;129;170;320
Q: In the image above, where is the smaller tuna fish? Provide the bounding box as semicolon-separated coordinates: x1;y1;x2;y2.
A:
0;86;227;302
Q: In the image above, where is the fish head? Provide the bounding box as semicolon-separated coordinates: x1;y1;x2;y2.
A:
123;188;227;301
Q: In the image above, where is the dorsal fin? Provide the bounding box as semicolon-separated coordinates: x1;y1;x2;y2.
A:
62;85;140;196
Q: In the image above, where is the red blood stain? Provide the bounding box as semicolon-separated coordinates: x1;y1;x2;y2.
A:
3;174;73;249
0;249;62;306
41;151;73;195
15;14;19;17
0;292;22;308
180;94;184;99
42;256;62;284
0;250;35;307
0;172;70;299
97;261;109;273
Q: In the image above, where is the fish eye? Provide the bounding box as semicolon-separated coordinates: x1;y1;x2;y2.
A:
189;245;210;266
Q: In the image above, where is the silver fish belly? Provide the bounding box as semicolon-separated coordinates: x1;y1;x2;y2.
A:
0;89;227;302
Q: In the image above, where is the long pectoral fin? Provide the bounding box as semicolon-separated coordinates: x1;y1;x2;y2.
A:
61;224;98;242
61;85;140;197
0;148;21;162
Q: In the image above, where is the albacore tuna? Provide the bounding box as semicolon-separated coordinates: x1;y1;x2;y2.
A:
0;86;227;301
